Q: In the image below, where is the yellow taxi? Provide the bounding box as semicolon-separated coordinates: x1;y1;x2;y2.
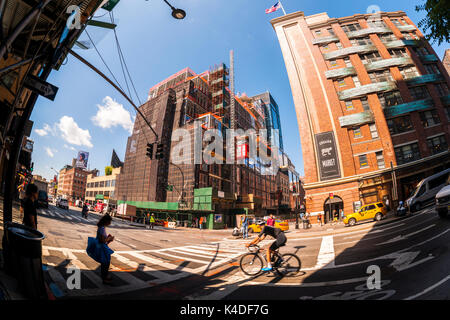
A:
343;202;387;226
247;218;289;233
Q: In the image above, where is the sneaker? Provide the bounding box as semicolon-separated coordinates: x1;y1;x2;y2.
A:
261;266;273;272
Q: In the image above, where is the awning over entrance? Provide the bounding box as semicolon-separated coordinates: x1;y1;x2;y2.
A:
324;197;343;205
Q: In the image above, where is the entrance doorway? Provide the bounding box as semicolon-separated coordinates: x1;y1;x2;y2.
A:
323;196;344;224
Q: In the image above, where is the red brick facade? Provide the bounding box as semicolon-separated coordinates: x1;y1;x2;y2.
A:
272;11;450;223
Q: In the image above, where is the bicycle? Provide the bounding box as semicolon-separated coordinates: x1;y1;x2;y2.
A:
239;244;301;277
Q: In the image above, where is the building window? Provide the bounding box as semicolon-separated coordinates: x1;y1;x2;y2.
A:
99;181;104;188
330;60;338;67
376;151;385;169
315;30;322;36
111;180;116;187
391;19;403;26
352;76;361;87
327;28;335;36
424;64;440;74
351;38;373;46
409;86;430;100
337;79;346;87
388;48;408;58
399;66;420;79
435;83;449;97
361;98;370;111
427;135;448;155
322;44;330;51
395;143;421;165
359;154;369;168
387;115;414;135
105;180;110;187
344;57;352;67
413;46;429;56
360;51;382;64
369;123;379;138
341;23;362;32
378;91;403;108
369;70;394;83
367;19;387;28
94;182;99;188
380;33;398;43
402;32;413;40
345;101;354;110
353;127;363;138
446;107;450;121
419;109;440;127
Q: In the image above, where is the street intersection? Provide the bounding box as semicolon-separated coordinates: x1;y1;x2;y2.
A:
4;204;448;300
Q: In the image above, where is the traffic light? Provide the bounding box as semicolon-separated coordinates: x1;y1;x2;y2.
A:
30;162;34;172
146;143;154;159
155;143;164;160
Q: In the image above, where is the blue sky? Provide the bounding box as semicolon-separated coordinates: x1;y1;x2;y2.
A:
30;0;448;181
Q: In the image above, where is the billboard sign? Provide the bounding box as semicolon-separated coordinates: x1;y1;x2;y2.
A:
315;131;341;181
76;151;89;169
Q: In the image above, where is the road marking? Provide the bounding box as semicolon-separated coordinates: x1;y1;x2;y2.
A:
343;223;406;239
246;276;369;287
186;274;248;300
389;251;434;271
404;275;450;300
300;228;450;271
113;253;171;280
314;236;335;269
376;224;435;245
155;251;211;265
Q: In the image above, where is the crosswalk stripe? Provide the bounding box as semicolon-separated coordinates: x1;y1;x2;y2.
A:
61;249;104;288
171;247;230;259
155;251;210;265
113;254;170;280
126;252;193;273
47;211;55;217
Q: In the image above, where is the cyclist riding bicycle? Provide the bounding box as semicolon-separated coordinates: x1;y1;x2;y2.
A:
246;221;287;271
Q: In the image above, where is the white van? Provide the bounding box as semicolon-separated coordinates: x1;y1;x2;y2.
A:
406;168;450;213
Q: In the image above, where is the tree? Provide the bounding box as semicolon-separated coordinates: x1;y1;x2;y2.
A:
416;0;449;45
105;166;113;176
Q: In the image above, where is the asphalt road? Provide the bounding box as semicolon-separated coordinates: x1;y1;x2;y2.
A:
13;204;450;300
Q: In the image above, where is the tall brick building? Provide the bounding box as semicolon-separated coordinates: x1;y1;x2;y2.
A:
271;11;450;222
444;49;450;77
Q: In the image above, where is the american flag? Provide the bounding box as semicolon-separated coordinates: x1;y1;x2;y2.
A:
265;2;281;14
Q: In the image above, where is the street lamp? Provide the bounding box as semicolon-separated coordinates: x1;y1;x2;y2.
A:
162;0;186;19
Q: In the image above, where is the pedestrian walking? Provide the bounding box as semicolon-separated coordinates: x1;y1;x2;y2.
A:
22;183;38;229
199;216;203;229
317;213;323;226
267;214;275;227
86;214;115;284
241;215;249;239
150;213;155;229
82;203;88;219
306;212;311;229
385;198;391;212
340;209;345;221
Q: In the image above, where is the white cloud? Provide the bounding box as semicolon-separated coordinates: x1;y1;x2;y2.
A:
91;96;134;134
64;144;76;151
45;147;55;158
56;116;93;148
34;123;55;136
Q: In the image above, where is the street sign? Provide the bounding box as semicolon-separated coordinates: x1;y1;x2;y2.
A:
23;75;59;101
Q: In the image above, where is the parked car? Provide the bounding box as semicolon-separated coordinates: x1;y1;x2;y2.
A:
436;183;450;219
37;190;48;208
406;169;450;213
56;198;69;210
343;202;387;226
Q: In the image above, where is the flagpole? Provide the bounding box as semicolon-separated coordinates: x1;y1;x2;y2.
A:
279;1;287;15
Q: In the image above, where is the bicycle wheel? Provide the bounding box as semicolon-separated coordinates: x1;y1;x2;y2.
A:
275;253;301;277
240;253;264;276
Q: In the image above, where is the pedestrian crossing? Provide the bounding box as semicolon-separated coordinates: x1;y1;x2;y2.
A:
42;240;267;298
37;207;133;228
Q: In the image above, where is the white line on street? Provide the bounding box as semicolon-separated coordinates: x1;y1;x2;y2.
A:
376;224;435;245
314;236;335;269
404;275;450;300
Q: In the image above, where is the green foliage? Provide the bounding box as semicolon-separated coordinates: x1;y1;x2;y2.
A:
416;0;449;45
105;166;113;176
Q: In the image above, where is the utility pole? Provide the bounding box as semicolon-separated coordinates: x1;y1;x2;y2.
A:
229;50;236;201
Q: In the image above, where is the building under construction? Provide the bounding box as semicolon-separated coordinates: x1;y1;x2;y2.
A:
115;61;301;229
